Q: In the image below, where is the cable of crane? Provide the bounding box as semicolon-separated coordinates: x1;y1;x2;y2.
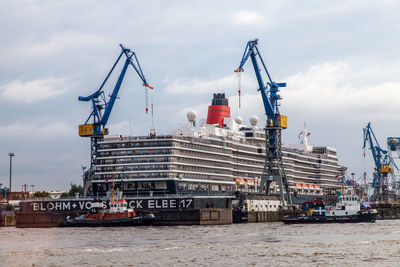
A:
237;72;241;109
144;83;154;113
149;87;156;137
234;68;243;109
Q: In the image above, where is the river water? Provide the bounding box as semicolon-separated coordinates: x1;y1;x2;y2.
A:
1;220;400;267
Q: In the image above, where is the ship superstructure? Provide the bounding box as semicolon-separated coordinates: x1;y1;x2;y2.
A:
87;93;341;203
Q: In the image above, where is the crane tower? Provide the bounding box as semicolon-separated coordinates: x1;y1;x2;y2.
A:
78;44;152;194
235;39;292;206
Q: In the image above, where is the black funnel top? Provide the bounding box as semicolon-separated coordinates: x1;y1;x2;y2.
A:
211;93;228;106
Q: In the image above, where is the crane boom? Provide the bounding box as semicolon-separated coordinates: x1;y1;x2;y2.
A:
78;44;153;137
235;39;286;126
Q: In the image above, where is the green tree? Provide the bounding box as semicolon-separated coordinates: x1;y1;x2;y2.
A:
60;192;71;198
33;191;50;198
68;183;84;197
59;184;84;199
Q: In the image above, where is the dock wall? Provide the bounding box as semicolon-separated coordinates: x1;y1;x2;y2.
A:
377;207;400;220
15;197;233;227
0;214;16;227
248;210;299;223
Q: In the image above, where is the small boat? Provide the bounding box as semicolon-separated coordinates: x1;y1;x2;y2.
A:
64;200;155;227
282;194;378;224
283;168;378;224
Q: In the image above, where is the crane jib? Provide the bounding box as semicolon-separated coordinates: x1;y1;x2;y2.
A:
235;39;286;125
78;44;153;137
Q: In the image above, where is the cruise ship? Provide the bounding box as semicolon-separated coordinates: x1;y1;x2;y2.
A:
86;93;341;204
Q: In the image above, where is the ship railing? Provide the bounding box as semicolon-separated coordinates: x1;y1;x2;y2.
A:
121;190;233;198
101;135;174;143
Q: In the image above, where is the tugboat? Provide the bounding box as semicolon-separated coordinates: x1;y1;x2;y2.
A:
282;169;378;224
64;200;155;227
281;194;378;224
64;178;155;227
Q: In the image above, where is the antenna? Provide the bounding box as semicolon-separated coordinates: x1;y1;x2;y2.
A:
129;119;133;136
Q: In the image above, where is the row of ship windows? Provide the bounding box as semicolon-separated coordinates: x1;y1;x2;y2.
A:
98;145;338;169
178;142;229;154
284;154;336;165
96;166;340;183
179;173;232;181
99;137;337;159
175;165;231;175
99;164;234;175
98;157;170;165
97;173;169;179
98;158;232;170
232;165;263;174
178;182;233;191
101;165;169;172
235;157;263;166
96;157;339;175
289;166;340;175
96;181;168;191
232;145;262;154
93;177;338;193
178;150;231;161
180;137;226;147
97;149;337;170
96;173;232;181
99;149;172;157
176;158;231;168
99;148;233;161
309;148;337;156
100;141;172;149
96;167;340;182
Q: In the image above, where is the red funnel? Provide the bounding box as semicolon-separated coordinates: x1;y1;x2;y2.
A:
206;93;230;127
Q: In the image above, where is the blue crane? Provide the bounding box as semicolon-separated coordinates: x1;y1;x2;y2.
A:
363;122;397;201
235;39;292;205
78;44;153;137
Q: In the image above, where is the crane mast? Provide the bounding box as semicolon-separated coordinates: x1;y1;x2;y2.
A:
78;44;153;194
235;39;292;205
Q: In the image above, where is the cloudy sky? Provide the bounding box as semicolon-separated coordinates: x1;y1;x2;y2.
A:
1;0;400;190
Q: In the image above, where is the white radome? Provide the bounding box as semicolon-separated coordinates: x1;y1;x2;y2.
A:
249;115;259;126
234;116;243;125
187;110;197;123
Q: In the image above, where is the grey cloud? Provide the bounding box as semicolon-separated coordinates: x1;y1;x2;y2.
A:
1;0;400;189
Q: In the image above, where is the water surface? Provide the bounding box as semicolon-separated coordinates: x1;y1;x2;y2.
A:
1;220;399;266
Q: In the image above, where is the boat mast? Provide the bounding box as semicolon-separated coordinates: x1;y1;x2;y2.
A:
341;167;346;195
110;174;116;202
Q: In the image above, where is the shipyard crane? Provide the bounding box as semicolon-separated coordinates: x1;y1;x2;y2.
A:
387;137;400;196
79;44;153;169
387;137;400;154
362;122;397;202
235;39;292;205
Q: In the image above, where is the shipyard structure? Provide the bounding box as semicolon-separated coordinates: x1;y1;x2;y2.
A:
86;93;341;205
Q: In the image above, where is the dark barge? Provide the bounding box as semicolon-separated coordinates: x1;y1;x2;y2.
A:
16;195;233;228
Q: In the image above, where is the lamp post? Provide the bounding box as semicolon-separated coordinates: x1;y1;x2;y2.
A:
81;165;87;178
8;152;15;202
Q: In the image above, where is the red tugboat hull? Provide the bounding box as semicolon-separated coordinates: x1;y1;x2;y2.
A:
63;213;155;227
